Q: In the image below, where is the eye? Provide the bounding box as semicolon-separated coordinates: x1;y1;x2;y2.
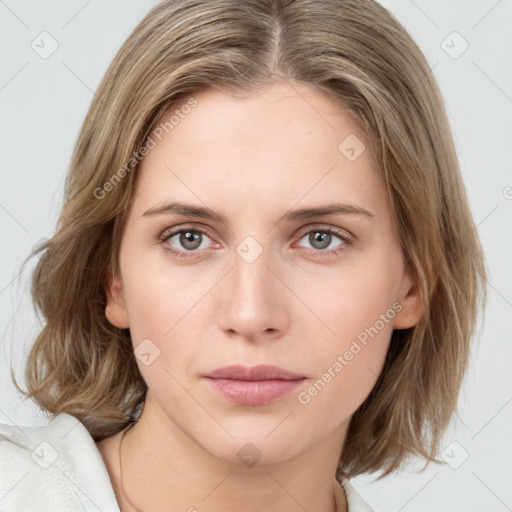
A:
158;224;354;259
159;226;216;258
294;226;353;257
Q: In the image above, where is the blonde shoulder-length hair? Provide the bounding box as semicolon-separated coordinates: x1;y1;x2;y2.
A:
12;0;487;479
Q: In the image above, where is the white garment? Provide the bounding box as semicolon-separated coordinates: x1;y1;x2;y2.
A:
0;413;375;511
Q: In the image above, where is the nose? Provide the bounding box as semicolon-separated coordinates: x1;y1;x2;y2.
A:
216;244;290;343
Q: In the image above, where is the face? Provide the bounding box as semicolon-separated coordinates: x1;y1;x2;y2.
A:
106;80;423;465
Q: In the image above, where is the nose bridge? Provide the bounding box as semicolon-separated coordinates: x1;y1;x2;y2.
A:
217;234;288;338
231;236;274;310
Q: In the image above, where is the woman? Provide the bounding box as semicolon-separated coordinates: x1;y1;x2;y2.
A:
0;0;487;511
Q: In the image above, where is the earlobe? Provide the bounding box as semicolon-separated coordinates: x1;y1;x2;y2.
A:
104;269;130;329
393;268;426;330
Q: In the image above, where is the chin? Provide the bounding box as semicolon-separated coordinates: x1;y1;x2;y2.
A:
196;429;313;468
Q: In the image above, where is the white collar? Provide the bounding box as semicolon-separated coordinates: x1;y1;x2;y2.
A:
1;412;374;512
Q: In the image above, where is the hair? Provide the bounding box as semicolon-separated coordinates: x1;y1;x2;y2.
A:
11;0;487;479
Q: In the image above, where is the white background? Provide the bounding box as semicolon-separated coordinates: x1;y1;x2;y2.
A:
1;1;511;510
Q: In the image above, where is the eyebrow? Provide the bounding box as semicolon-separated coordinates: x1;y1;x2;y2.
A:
142;201;375;224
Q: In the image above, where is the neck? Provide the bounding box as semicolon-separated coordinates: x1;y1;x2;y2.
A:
110;396;348;512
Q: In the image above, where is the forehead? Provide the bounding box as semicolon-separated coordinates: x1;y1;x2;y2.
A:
131;80;385;220
158;81;367;152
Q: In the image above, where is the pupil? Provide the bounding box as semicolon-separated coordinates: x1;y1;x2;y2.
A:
181;231;201;249
312;232;330;249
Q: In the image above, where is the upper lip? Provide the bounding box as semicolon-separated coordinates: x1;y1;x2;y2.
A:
203;364;306;381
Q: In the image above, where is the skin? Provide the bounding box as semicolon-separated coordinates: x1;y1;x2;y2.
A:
97;80;424;512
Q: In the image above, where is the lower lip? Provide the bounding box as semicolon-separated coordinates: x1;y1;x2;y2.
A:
204;378;306;405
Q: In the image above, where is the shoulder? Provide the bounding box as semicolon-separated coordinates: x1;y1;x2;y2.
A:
0;412;120;511
341;478;376;512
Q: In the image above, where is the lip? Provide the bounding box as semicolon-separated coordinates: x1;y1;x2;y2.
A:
203;364;307;406
203;364;306;381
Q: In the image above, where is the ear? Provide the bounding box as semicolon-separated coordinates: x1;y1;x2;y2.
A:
104;268;130;329
393;261;425;330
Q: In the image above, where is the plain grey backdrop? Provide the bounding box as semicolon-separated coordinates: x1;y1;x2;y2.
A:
1;1;511;510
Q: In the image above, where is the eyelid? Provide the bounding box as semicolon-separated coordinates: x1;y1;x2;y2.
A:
294;222;355;242
158;222;355;257
159;222;354;242
158;223;216;241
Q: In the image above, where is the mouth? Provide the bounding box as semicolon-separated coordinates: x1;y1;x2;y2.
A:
202;364;307;406
203;363;306;381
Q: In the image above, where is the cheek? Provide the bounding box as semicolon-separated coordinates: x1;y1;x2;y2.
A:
294;250;399;404
297;281;396;425
119;253;216;378
120;248;201;332
300;250;400;343
296;332;391;436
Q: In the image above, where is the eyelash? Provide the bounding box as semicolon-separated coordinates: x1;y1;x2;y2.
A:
158;224;354;259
